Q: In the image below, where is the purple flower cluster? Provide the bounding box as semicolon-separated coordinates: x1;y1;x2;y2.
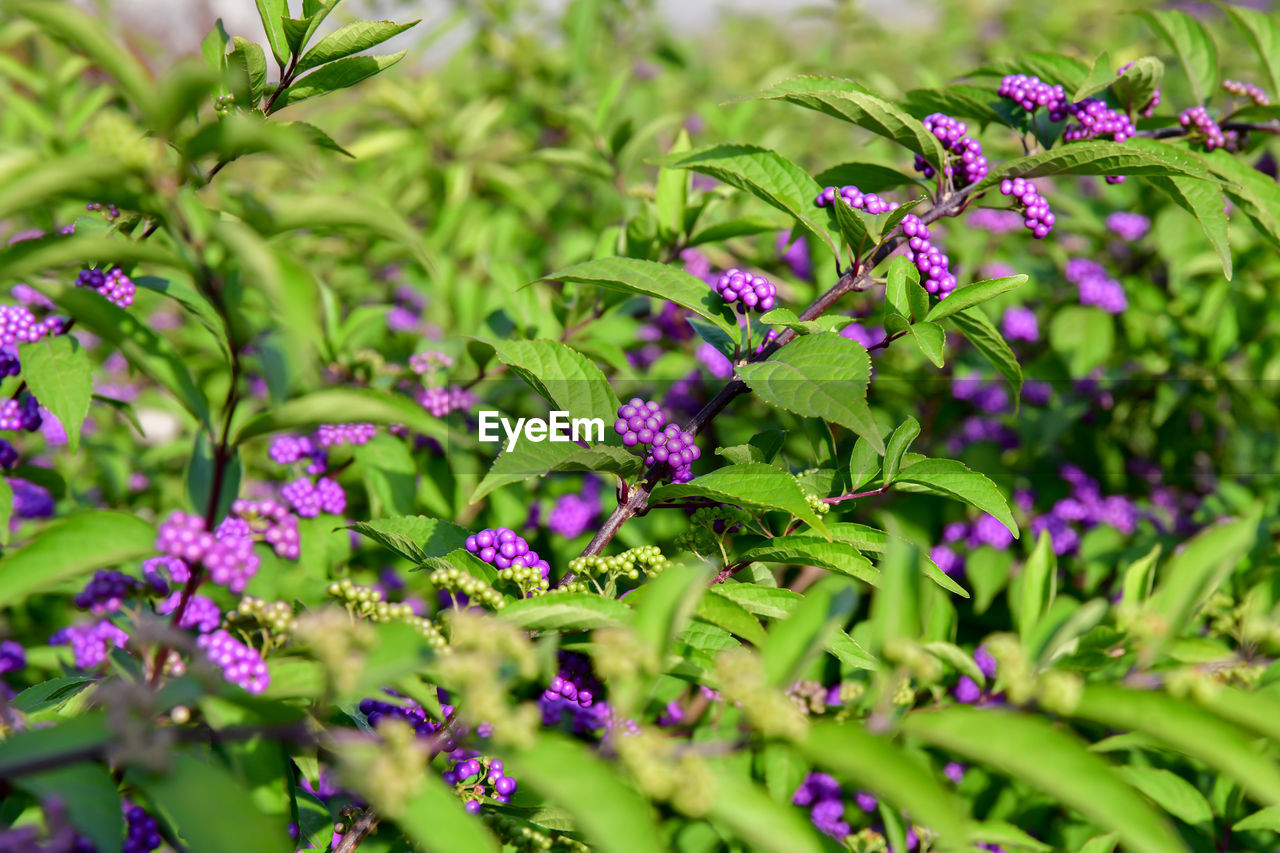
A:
713;268;777;312
944;416;1019;454
73;570;149;614
417;385;477;417
998;177;1054;238
197;629;269;693
539;651;611;734
11;477;54;518
792;773;850;839
465;527;551;579
997;74;1068;119
1064;258;1127;314
916;113;989;187
900;214;957;296
0;439;17;469
953;646;999;704
1001;306;1039;342
1063;98;1135;143
156;511;259;593
1028;464;1139;555
281;476;346;518
1106;211;1150;242
51;620;129;669
815;185;900;214
1178;105;1226;151
76;267;136;308
315;423;377;447
1223;79;1269;105
0;396;41;431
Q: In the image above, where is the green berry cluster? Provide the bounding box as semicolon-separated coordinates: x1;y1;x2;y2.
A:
227;595;296;637
494;562;550;597
786;680;830;715
213;93;235;115
427;568;506;610
547;580;591;594
487;815;590;852
566;545;669;583
674;505;750;557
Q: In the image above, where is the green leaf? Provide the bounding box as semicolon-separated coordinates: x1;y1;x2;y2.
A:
910;321;946;368
825;630;877;670
0;511;155;608
1203;148;1280;251
740;536;877;583
923;641;986;685
847;436;880;490
505;735;663;853
1146;513;1257;641
135;751;291;852
975;138;1215;193
885;255;928;321
869;539;921;651
254;0;289;67
706;764;824;853
250;194;433;273
1116;767;1213;827
15;764;124;853
946;307;1022;395
500;594;630;631
0;477;11;546
1050;305;1114;377
631;564;712;658
348;516;470;563
1017;531;1057;643
894;458;1018;538
1145;175;1231;279
34;281;210;427
471;443;640;504
825;192;873;256
902;707;1186;853
882;417;921;484
761;575;856;685
228;36;267;106
538;257;737;337
655;144;837;256
1221;4;1280;98
813;162;920;194
970;52;1091;90
478;338;621;428
395;774;501;852
1138;9;1219;103
710;584;802;620
18;336;91;453
1078;834;1120;853
1071;51;1114;101
1072;685;1280;808
736;332;880;453
650;463;828;535
757;77;948;171
354;434;418;517
297;19;419;72
1113;57;1165;114
903;85;1010;126
969;821;1054;853
799;721;969;842
757;307;828;335
1234;804;1280;832
655;129;691;241
925;275;1028;323
686;215;791;247
695;593;767;646
185;432;242;523
271;51;407;112
1121;543;1161;605
233;388;453;445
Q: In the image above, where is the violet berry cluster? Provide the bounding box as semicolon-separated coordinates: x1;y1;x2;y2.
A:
0;303;64;375
417;385;477;417
539;651;611;734
713;268;776;312
196;629;269;693
1178;105;1226;151
0;396;41;432
155;511;260;593
51;620;129;669
444;755;519;812
792;772;851;839
73;570;154;614
268;433;327;474
916;113;989;187
315;422;377;447
998;177;1055;238
814;185;900;214
76;267;136;308
900;214;957;296
465;527;551;581
1063;98;1135;142
225;498;302;560
1065;258;1127;314
122;801;163;853
997;74;1068;119
281;476;346;518
1223;79;1269;105
614;398;699;482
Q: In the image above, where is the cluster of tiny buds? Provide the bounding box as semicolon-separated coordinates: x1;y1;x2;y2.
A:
409;350;453;374
326;579;425;624
713;269;776;312
805;492;831;516
787;680;831;715
918;113;989;187
85;201;121;220
997;74;1068;119
76;267;135;308
213;93;236;114
566;544;669;581
228;595;296;635
900;214;957;295
1179;105;1226;151
998;177;1055;239
814;185;900;215
487;814;590;852
429;566;506;609
1223;79;1269;106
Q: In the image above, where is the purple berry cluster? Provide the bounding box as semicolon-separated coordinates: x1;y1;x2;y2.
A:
197;629;269;693
444;755;519;811
73;570;148;614
997;74;1069;119
227;499;302;560
900;214;957;296
0;304;63;374
159;592;222;633
998;177;1054;238
76;267;135;308
417;385;477;417
916;113;989;187
1178;105;1226;151
0;396;41;432
839;321;884;349
1117;62;1160;117
281;476;346;517
51;620;129;669
0;640;25;674
268;434;327;474
539;651;611;734
1063;98;1135;144
547;478;601;539
156;511;260;593
1000;306;1040;343
792;773;850;839
1223;79;1269;105
952;646;1000;704
614;398;664;446
465;527;551;579
1105;211;1150;242
643;423;699;483
315;423;377;447
814;185;900;215
952;373;1011;414
409;350;453;374
713;268;777;312
1064;258;1127;314
122;801;162;853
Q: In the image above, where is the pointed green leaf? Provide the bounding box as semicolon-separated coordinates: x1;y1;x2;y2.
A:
18;335;92;453
254;0;289;66
762;575;856;685
883;417;921;484
740;536;877;583
1138;9;1219;103
1221;4;1280;98
650;463;828;535
233;388;454;445
925;275;1028;323
500;594;630;631
1145;175;1231;279
348;516;470;564
271;51;407;112
1017;531;1057;642
297;19;419;72
946;306;1022;395
895;458;1018;538
706;764;824;853
976;138;1214;193
478;338;620;428
1116;767;1213;828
